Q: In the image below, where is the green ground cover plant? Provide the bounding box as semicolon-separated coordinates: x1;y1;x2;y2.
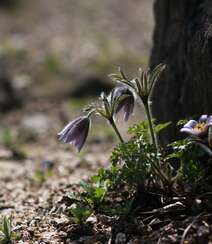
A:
58;64;212;225
0;217;18;244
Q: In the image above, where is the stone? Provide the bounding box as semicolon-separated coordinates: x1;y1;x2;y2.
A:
20;113;52;136
115;233;126;244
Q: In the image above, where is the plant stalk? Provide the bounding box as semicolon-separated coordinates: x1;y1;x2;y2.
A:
109;118;124;143
143;101;170;185
143;102;157;151
150;159;170;185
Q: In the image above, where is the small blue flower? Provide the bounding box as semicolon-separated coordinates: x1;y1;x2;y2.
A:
113;86;134;121
58;116;90;152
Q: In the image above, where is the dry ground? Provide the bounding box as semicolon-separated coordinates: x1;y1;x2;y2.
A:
0;99;114;243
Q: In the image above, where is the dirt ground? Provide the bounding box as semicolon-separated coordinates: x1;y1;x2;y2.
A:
0;99;113;243
0;101;211;244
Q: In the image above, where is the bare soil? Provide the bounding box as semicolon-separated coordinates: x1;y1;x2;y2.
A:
0;100;211;244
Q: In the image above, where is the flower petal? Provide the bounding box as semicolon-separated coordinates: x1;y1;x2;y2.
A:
199;114;208;122
66;117;89;143
58;116;90;151
113;86;134;121
113;86;129;97
180;127;199;136
123;97;134;121
206;115;212;126
183;120;198;129
58;117;82;137
73;124;89;152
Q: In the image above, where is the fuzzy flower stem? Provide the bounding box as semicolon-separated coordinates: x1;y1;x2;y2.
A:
87;109;95;118
109;118;124;143
143;101;158;152
143;101;170;185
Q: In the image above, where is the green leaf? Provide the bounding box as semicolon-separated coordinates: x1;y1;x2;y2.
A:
149;63;166;91
128;120;150;142
108;73;122;82
0;216;14;243
177;119;189;126
155;122;171;134
67;192;80;202
79;180;91;192
94;187;106;200
69;203;92;224
110;137;157;187
3;217;11;239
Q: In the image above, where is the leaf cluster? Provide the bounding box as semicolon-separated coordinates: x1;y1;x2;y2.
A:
67;179;109;224
66;120;175;221
0;217;18;244
167;139;204;185
110;137;155;187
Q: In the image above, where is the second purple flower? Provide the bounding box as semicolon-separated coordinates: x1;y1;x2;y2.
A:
113;86;135;121
58;116;90;152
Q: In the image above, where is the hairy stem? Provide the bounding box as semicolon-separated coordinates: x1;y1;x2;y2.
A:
143;101;170;185
109;118;124;143
144;102;158;151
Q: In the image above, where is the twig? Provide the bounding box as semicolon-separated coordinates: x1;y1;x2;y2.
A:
197;192;212;199
157;237;161;244
0;205;14;210
180;213;204;244
140;201;186;215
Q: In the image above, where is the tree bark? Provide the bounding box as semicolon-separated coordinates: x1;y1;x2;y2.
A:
150;0;212;145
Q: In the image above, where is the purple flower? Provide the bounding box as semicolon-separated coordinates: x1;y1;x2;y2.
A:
180;115;212;138
58;116;90;152
113;87;134;121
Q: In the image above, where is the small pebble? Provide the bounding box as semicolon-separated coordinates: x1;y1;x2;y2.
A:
115;233;126;244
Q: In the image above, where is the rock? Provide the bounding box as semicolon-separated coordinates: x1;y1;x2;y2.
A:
115;233;126;244
20;113;52;136
78;235;100;244
86;216;97;225
197;225;209;243
127;238;142;244
11;74;31;100
50;216;68;227
70;76;113;98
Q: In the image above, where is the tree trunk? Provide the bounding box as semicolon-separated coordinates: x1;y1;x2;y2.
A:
150;0;212;145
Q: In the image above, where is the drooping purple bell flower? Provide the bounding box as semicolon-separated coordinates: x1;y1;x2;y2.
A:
58;116;90;152
180;114;212;138
113;86;134;121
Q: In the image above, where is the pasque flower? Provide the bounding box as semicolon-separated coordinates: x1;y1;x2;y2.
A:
84;90;125;143
58;116;90;152
109;64;166;151
110;64;166;104
113;86;134;121
180;115;212;138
